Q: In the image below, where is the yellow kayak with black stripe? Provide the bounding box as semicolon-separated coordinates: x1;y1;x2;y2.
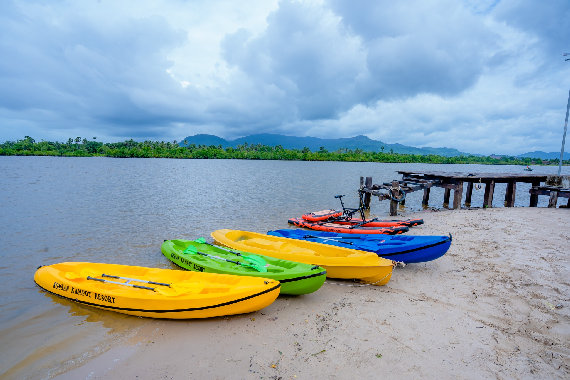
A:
34;262;280;319
211;229;394;286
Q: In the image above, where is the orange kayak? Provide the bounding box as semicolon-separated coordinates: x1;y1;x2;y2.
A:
301;210;423;227
288;218;409;234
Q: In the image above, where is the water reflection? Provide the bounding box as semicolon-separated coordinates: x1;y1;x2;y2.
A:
0;156;567;378
47;292;146;329
0;289;146;379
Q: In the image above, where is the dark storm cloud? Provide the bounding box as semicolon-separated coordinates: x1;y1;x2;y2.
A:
221;0;364;122
0;0;568;155
493;0;570;55
217;0;501;133
0;1;188;139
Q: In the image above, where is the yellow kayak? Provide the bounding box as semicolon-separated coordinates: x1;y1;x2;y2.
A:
211;229;394;285
34;262;280;319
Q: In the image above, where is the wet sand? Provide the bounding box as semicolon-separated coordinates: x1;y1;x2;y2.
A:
48;207;570;379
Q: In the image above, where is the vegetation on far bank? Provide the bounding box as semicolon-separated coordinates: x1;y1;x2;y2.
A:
1;136;567;166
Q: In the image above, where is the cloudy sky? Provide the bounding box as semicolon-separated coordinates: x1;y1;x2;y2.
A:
0;0;569;155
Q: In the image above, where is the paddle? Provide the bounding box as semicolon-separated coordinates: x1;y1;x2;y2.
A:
183;243;268;272
66;271;163;291
71;272;202;296
199;239;324;271
348;218;383;229
87;276;157;291
101;273;171;287
193;238;270;270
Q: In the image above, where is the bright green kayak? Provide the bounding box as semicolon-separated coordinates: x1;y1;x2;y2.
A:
161;239;327;295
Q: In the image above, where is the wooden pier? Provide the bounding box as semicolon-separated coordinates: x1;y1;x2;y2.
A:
360;171;570;215
529;185;570;208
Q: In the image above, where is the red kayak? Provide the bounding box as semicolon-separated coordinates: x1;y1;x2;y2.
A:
288;218;409;235
301;210;423;227
331;218;423;228
302;209;343;222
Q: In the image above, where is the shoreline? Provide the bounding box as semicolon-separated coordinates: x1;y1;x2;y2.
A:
52;207;569;379
2;151;569;167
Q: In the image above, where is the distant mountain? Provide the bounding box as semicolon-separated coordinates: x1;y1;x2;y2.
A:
179;134;229;147
516;151;562;160
180;133;470;157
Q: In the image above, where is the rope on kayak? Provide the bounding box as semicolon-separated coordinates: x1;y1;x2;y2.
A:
475;178;482;190
389;184;406;203
467;173;482;190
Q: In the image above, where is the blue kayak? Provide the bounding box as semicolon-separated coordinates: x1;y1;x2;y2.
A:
267;229;452;264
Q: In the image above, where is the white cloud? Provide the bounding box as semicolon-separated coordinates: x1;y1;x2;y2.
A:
0;0;568;155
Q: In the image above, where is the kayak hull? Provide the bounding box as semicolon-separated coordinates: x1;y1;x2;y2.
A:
327;218;424;228
288;218;409;235
268;229;451;264
301;210;423;227
161;239;327;295
211;229;394;286
323;265;393;285
302;209;343;222
34;262;280;319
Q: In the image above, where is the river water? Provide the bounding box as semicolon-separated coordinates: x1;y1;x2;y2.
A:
0;156;567;378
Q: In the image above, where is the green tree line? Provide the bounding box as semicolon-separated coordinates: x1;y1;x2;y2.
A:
0;136;566;166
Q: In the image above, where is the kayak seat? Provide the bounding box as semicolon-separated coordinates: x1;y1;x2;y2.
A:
390;236;414;241
268;258;298;269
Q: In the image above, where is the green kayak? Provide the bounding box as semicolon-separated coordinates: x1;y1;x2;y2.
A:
161;239;327;295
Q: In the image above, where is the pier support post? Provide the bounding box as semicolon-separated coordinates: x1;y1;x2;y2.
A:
529;180;540;207
389;201;397;216
504;181;516;207
363;177;372;209
453;182;463;209
465;182;474;207
389;180;401;216
422;187;431;208
483;181;495;208
548;191;559;208
443;188;451;207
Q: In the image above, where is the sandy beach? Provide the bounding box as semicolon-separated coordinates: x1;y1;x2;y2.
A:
45;207;570;379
